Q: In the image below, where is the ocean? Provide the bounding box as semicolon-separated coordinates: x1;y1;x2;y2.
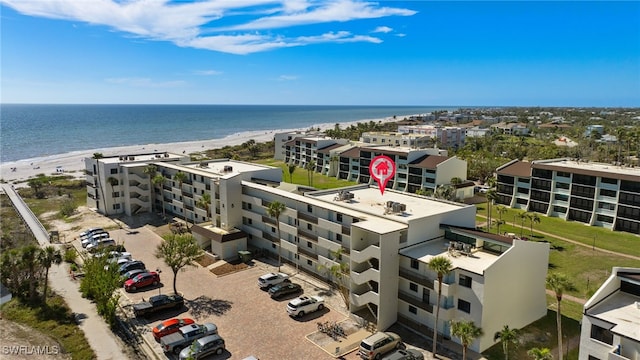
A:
0;104;453;163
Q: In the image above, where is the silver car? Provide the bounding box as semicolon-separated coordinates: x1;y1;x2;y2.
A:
179;334;225;360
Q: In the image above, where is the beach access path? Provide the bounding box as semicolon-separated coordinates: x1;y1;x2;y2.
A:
1;184;127;360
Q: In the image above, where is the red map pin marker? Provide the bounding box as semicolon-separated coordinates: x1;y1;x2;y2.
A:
369;155;396;195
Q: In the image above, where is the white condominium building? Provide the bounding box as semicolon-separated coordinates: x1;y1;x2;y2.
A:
579;267;640;360
87;152;550;353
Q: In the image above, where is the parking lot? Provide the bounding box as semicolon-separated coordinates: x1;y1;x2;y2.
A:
85;226;374;360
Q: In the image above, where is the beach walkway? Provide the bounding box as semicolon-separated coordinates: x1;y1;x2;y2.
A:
1;184;126;360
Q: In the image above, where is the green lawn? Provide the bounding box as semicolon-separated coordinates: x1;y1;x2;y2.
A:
256;159;357;189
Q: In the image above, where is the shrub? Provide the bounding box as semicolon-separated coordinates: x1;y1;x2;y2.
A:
64;247;77;263
59;198;76;217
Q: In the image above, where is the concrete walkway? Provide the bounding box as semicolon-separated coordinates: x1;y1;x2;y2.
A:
1;184;126;360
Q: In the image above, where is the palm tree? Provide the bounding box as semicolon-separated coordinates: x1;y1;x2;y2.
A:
527;347;553;360
196;193;211;221
267;201;286;272
547;272;575;360
317;248;350;306
527;213;541;237
305;160;316;186
173;171;188;226
287;163;296;183
493;219;505;235
495;205;507;222
415;188;433;197
450;177;462;185
434;184;456;201
39;246;62;303
518;211;529;238
143;164;158;213
427;256;453;358
485;189;498;231
450;320;483;360
152;174;165;217
494;325;519;360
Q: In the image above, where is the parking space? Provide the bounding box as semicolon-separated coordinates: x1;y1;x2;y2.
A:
84;226;363;359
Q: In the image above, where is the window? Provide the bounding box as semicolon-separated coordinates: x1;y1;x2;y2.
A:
112;192;120;198
587;356;600;360
307;241;312;248
272;243;276;249
556;182;570;190
409;282;418;292
336;234;342;242
337;213;343;222
271;227;276;233
457;299;471;313
307;223;313;230
600;189;616;197
247;203;252;210
110;168;118;174
307;204;313;212
307;260;312;266
408;305;417;314
459;275;472;288
601;177;617;185
590;324;613;345
112;204;120;210
411;259;419;269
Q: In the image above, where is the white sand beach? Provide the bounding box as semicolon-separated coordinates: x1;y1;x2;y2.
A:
1;116;403;188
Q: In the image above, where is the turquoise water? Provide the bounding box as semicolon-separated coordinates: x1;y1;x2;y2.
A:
0;104;453;162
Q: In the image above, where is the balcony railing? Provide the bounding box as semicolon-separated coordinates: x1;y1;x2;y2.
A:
262;231;279;243
298;229;318;242
298;247;318;260
298;212;318;224
398;291;433;313
342;225;351;236
262;216;276;225
399;269;434;290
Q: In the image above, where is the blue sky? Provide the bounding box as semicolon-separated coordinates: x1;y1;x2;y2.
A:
1;1;639;106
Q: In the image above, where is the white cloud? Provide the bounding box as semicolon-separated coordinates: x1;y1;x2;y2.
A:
1;0;416;54
105;77;186;88
278;75;298;81
194;70;223;76
372;26;392;33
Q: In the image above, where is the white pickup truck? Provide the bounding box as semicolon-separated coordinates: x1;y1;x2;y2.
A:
286;295;324;317
257;272;290;289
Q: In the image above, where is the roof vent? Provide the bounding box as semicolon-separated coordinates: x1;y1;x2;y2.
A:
384;201;406;215
334;190;354;202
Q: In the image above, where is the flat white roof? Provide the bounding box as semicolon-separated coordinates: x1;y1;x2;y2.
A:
535;159;640;177
162;160;275;178
587;291;640;341
400;238;500;275
101;152;185;164
309;187;469;223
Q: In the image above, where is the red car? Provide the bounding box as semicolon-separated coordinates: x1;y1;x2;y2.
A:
123;271;160;292
152;318;195;341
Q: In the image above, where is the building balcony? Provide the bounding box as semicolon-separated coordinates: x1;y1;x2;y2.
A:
350;291;379;307
262;215;276;225
351;244;380;264
351;267;380;285
262;231;279;243
608;349;631;360
298;246;318;260
298;229;318;242
298;212;318;224
399;269;434;290
398;291;433;313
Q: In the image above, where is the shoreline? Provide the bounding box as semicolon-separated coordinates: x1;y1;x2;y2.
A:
1;115;403;187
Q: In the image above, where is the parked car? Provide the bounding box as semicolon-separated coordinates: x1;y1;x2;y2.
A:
124;271;160;292
258;272;290;289
80;227;103;239
81;231;108;248
161;323;218;354
133;293;184;317
358;332;402;360
152;318;195;341
105;257;133;271
286;295;324;317
381;349;423;360
119;260;146;275
178;334;225;360
268;282;302;299
121;269;147;283
86;238;116;252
